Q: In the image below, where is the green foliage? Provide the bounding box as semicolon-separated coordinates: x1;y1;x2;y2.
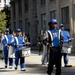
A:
0;12;6;32
1;5;11;28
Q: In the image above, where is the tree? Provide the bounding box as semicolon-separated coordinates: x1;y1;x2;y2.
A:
1;5;11;28
0;12;6;32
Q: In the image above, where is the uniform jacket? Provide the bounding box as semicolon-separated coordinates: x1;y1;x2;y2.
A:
61;30;71;44
11;36;25;51
43;29;63;47
2;34;13;47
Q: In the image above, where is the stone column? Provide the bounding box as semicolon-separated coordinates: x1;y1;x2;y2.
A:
56;0;60;26
29;0;37;45
15;1;19;28
29;0;33;45
69;0;74;36
37;0;41;34
46;0;50;29
69;0;75;52
22;0;25;32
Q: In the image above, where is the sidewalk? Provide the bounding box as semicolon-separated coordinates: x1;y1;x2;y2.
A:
0;50;75;75
30;50;75;67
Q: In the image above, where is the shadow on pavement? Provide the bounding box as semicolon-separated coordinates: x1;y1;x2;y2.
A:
61;67;75;75
19;64;47;74
0;67;15;72
69;53;75;56
0;65;75;75
25;64;43;68
0;69;15;72
0;67;5;69
19;64;75;75
31;50;43;55
31;50;39;54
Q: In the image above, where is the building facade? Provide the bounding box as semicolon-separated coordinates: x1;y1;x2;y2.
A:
0;0;9;11
10;0;75;51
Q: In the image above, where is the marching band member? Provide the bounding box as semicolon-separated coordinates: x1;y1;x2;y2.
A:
37;30;43;55
8;31;15;59
11;29;26;71
2;28;13;68
43;19;63;75
41;32;49;65
41;43;48;65
60;24;72;67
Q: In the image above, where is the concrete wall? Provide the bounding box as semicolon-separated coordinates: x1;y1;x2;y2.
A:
10;0;75;52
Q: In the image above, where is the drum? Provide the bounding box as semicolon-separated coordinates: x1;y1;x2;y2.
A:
0;42;4;51
62;44;72;54
8;46;15;58
0;43;4;59
20;47;31;57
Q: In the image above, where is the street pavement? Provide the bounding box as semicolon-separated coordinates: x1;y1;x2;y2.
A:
0;50;75;75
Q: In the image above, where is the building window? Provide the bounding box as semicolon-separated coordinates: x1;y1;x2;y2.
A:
50;10;56;19
24;0;29;12
19;20;22;31
25;18;30;35
18;0;22;15
41;13;46;32
61;7;69;24
41;0;46;5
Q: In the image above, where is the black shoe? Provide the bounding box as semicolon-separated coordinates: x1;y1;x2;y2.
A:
65;65;72;67
42;63;45;65
15;67;17;70
41;62;46;66
5;65;7;68
39;54;41;55
47;71;51;75
47;70;48;74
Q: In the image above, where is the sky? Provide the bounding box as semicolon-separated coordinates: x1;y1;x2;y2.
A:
8;0;10;2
